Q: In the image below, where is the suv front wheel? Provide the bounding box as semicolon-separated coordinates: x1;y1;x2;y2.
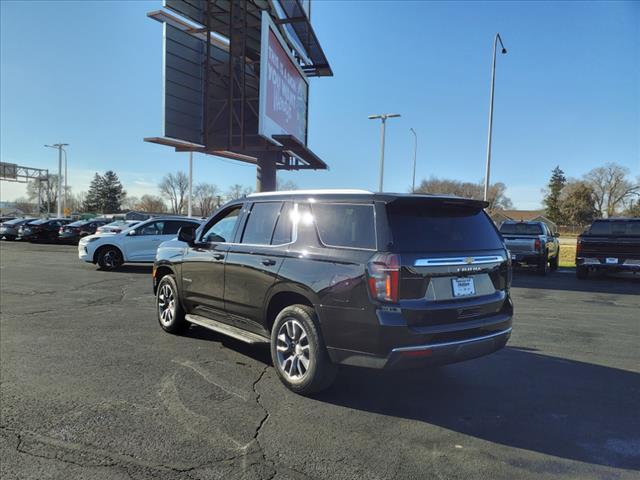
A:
270;305;337;395
156;274;188;334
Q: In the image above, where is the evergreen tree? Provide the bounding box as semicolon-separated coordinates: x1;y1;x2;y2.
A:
543;166;566;224
101;170;126;213
83;173;104;212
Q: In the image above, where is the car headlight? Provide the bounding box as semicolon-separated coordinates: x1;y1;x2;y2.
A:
86;237;101;243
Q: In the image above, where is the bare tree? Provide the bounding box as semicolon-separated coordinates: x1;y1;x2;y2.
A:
193;183;219;217
584;163;639;217
13;197;35;214
415;177;512;211
137;195;167;213
158;171;189;214
26;173;59;213
226;184;253;201
276;178;298;191
120;196;140;212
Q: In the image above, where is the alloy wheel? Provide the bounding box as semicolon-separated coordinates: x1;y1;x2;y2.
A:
158;283;175;325
276;318;311;381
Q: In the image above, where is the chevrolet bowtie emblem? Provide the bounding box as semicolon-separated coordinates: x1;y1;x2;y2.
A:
465;257;474;264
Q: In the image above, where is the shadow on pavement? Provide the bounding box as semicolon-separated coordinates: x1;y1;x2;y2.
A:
512;269;640;295
180;322;640;470
315;347;640;470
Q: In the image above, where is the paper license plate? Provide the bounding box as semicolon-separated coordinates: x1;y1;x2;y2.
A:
605;257;618;264
452;277;475;297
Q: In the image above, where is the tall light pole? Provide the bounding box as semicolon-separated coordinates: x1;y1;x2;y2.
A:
484;33;507;202
369;113;401;192
409;128;417;192
187;151;193;217
45;143;68;217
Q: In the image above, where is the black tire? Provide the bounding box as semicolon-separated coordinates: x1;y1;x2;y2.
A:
156;274;188;334
96;245;124;271
576;265;588;280
537;253;549;276
270;304;337;395
549;253;559;271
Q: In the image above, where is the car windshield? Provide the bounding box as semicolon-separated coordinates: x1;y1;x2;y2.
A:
500;223;543;235
68;221;86;227
30;219;47;225
588;220;640;236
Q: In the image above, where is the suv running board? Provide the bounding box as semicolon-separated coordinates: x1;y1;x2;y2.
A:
185;314;269;345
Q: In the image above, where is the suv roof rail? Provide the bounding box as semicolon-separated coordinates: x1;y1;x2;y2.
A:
248;189;373;198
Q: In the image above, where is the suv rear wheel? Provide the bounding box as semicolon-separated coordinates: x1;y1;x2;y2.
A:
549;253;559;271
270;304;337;395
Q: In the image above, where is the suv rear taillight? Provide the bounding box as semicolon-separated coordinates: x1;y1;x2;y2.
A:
576;239;582;256
534;239;541;251
367;253;400;303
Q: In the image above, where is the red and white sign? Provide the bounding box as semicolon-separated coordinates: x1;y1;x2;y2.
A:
259;11;308;145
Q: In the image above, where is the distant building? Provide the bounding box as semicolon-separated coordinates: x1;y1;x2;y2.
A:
491;209;557;232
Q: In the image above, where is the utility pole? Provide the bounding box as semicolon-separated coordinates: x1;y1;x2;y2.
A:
483;33;507;202
410;128;417;192
44;143;69;217
368;113;401;192
188;151;193;217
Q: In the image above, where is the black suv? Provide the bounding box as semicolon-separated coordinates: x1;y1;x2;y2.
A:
153;190;513;394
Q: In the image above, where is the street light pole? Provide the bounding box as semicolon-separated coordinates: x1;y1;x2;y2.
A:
369;113;401;192
410;128;417;192
44;143;69;217
63;148;68;214
484;33;507;202
188;151;193;217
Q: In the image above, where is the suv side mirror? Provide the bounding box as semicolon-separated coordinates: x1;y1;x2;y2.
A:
178;225;196;245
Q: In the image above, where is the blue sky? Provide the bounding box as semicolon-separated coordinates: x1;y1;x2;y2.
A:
1;0;638;209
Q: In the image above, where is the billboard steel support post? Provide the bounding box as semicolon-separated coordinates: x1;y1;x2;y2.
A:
484;33;507;202
256;151;277;192
57;147;62;217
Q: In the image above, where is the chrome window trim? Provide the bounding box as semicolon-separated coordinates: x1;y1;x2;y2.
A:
414;255;505;267
392;328;512;353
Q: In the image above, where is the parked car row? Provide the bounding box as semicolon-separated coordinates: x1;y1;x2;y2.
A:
0;217;141;244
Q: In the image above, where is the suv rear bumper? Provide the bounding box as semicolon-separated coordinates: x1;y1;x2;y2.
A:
323;306;513;370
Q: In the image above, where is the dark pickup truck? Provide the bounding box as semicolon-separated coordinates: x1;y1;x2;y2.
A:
576;218;640;279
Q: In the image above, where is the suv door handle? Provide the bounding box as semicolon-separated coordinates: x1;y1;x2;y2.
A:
212;253;225;260
261;258;276;266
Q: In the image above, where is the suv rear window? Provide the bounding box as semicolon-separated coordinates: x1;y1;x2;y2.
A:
499;223;543;235
311;203;376;250
588;220;640;236
387;204;502;252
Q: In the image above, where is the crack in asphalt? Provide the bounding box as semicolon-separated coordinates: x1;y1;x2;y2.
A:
251;365;277;480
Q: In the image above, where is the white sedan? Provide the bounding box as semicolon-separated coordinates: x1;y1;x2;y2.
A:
79;217;202;270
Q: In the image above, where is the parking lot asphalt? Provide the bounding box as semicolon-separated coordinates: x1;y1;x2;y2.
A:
1;241;639;480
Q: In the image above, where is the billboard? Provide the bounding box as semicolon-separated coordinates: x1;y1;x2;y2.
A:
259;11;309;146
0;162;18;180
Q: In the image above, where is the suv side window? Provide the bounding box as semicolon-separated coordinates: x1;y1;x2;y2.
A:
138;221;164;236
271;202;293;245
311;203;376;250
241;202;283;245
202;206;241;243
